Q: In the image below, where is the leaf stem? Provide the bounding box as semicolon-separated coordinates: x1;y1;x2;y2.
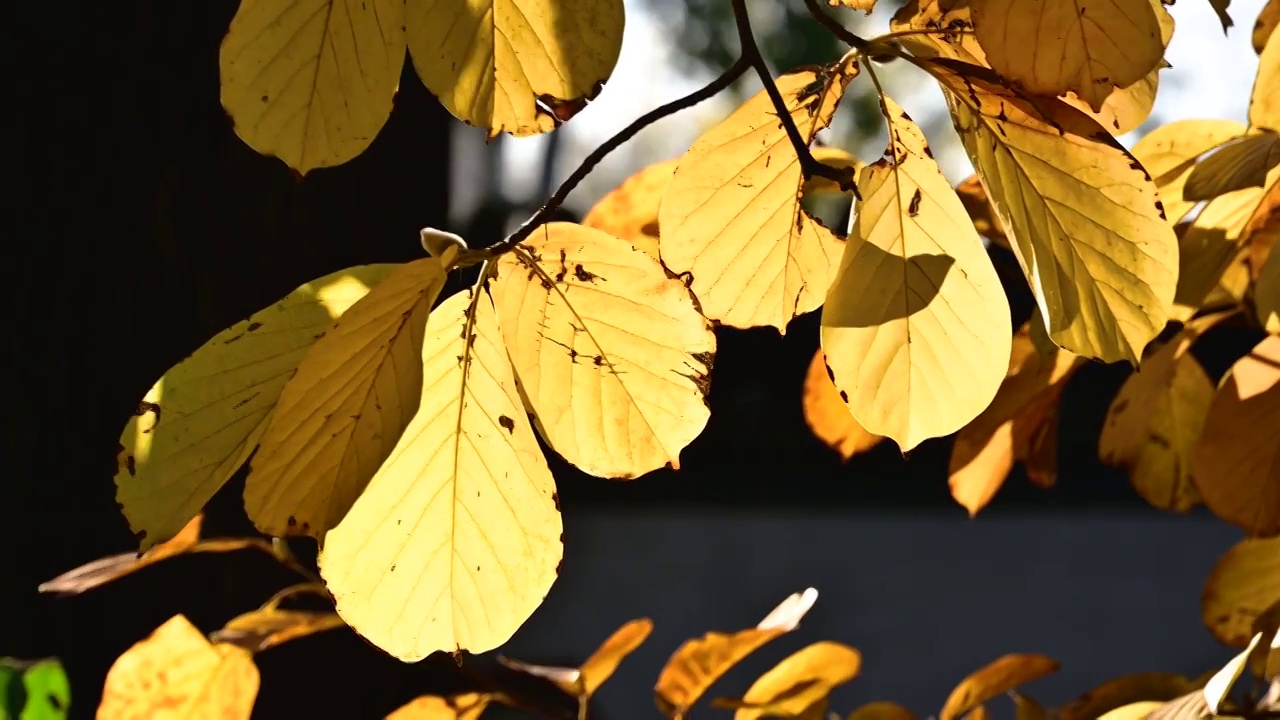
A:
731;0;861;199
800;0;870;52
490;56;752;255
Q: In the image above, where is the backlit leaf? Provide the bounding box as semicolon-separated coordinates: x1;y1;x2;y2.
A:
848;701;918;720
1098;315;1226;512
890;0;987;65
1202;536;1280;646
319;287;562;661
821;95;1011;451
829;0;877;13
1244;180;1280;279
658;62;857;331
210;609;346;653
726;641;861;720
386;693;492;720
949;324;1084;515
940;654;1060;720
1253;29;1280;131
245;253;454;538
219;0;405;174
98;615;259;719
803;349;883;461
1256;0;1280;54
1191;335;1280;536
654;588;818;718
582;159;679;261
406;0;623;136
501;618;653;698
970;0;1164;111
1131;119;1248;225
929;59;1178;363
1058;672;1197;720
1177;170;1280;309
116;265;394;549
493;223;715;478
1183;132;1280;202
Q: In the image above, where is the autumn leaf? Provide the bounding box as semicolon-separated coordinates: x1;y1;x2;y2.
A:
658;61;857;332
940;654;1060;720
98;615;259;719
654;588;818;718
1202;535;1280;646
386;693;492;720
802;349;883;461
1191;335;1280;536
501;618;653;698
1208;0;1234;32
719;641;861;720
848;701;918;720
1099;314;1228;513
319;287;562;661
1098;700;1173;719
954;174;1007;246
890;0;987;65
949;323;1084;515
246;252;455;538
821;94;1011;451
492;223;714;478
1256;0;1280;54
1131;119;1249;225
1204;631;1266;713
1177;169;1280;310
407;0;623;136
1253;29;1280;131
218;0;406;174
829;0;876;14
928;59;1178;363
1058;672;1197;720
1183;131;1280;202
582;159;679;261
210;608;346;653
1258;244;1280;332
116;265;395;550
1245;180;1280;280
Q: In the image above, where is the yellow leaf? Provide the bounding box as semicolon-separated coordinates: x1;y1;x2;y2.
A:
1202;535;1280;646
1244;179;1280;279
940;654;1060;720
848;701;918;720
219;0;405;174
492;223;714;478
406;0;623;136
1099;316;1226;512
970;0;1164;111
1131;119;1249;225
1258;241;1280;332
116;265;395;549
1011;692;1047;720
829;0;876;13
245;254;454;538
727;641;861;720
1144;691;1212;720
929;59;1178;363
1177;170;1280;310
1256;0;1280;54
582;159;680;261
949;324;1084;515
1097;701;1167;719
1058;672;1197;720
1191;335;1280;536
1204;632;1265;713
98;615;259;719
820;95;1011;451
1253;29;1280;131
500;617;653;697
806;146;865;196
1183;131;1280;202
319;287;562;661
803;349;883;461
890;0;987;65
961;707;990;720
654;588;818;718
386;693;491;720
210;609;346;653
658;62;857;332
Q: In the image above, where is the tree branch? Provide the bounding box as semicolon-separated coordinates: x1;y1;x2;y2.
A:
800;0;870;52
730;0;860;198
489;55;751;255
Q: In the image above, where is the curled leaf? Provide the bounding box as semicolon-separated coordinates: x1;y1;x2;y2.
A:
940;653;1060;720
1058;672;1197;720
210;609;346;653
1131;119;1249;225
1183;132;1280;203
723;641;862;720
501;618;653;698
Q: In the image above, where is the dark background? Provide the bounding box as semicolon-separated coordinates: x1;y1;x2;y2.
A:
6;0;1262;717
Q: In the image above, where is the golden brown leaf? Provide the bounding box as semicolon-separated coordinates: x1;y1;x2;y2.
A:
1176;168;1280;311
98;615;259;719
1203;535;1280;646
829;0;876;13
1131;119;1249;226
1244;179;1280;279
39;514;204;596
1253;28;1280;131
725;641;861;720
502;618;653;698
386;693;491;720
890;0;987;65
582;159;679;261
940;654;1060;720
210;608;345;653
1183;132;1280;203
954;174;1007;247
848;701;918;720
803;349;883;461
1191;335;1280;536
1058;672;1197;720
1256;0;1280;54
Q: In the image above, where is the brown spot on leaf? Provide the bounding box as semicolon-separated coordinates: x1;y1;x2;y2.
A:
908;189;922;216
573;264;599;283
839;390;849;403
498;415;515;434
287;516;297;527
552;492;560;511
247;321;263;332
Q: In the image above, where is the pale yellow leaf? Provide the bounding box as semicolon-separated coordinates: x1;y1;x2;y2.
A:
655;588;817;718
1191;335;1280;536
1205;632;1264;713
245;254;454;537
98;615;259;719
829;0;876;13
582;159;679;261
1258;240;1280;332
406;0;623;136
717;641;861;720
949;323;1084;515
116;265;395;549
386;694;491;720
1131;119;1248;225
1203;535;1280;646
1058;672;1197;720
492;223;714;478
1097;701;1166;719
971;0;1164;111
848;701;918;720
803;349;883;461
219;0;405;174
1184;131;1280;202
319;287;562;661
930;59;1179;363
940;654;1060;720
1253;28;1280;131
210;609;346;653
1099;316;1226;512
890;0;987;65
659;62;856;332
1256;0;1280;54
821;95;1011;451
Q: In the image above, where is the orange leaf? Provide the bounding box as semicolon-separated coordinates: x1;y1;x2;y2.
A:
803;349;883;461
941;654;1060;720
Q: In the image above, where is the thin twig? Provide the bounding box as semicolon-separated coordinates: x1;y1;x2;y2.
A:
801;0;870;51
490;55;752;255
730;0;860;198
